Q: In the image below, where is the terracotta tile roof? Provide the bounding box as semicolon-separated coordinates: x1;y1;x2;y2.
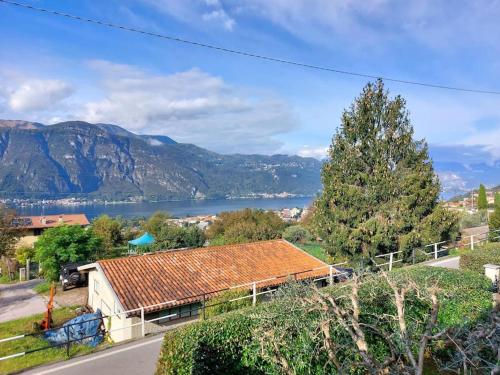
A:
12;214;90;229
98;240;332;314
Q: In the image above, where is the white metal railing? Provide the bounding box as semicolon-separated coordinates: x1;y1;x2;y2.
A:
373;228;500;270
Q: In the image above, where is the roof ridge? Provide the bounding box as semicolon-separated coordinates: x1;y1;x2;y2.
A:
99;238;286;263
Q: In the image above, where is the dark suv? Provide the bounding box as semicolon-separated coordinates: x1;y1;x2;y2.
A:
59;262;88;291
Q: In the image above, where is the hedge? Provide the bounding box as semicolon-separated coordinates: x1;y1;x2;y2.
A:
155;267;493;375
156;311;259;375
459;243;500;274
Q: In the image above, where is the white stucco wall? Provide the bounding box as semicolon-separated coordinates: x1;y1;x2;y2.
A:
87;267;137;342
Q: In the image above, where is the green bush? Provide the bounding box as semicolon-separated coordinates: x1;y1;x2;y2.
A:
14;246;35;265
33;281;52;294
392;266;492;327
34;225;102;281
156;267;492;374
282;225;311;243
460;243;500;274
460;211;488;229
203;289;253;319
156;311;258;375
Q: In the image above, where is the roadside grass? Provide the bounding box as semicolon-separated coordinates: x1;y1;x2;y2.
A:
0;274;18;285
0;307;107;374
294;242;334;264
33;280;52;295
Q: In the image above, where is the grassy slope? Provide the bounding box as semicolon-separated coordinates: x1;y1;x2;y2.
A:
294;242;333;263
0;307;107;374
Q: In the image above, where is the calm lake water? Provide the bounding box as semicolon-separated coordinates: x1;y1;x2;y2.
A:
13;197;314;219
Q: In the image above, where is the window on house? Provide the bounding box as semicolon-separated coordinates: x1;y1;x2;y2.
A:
94;279;100;295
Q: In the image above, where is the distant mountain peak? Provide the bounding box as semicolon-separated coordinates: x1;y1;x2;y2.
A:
0;119;319;200
0;119;45;130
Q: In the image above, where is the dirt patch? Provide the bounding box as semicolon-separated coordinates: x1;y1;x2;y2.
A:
52;285;88;307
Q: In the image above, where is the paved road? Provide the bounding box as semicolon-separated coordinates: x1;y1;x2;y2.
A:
425;256;460;269
23;335;164;375
0;279;46;322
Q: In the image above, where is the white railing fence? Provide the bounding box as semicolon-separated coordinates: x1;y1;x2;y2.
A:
373;228;500;271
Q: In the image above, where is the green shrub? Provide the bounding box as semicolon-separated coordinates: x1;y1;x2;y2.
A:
282;225;311;243
460;211;488;229
156;311;258;375
156;267;492;374
14;246;35;265
393;266;492;326
203;289;253;319
460;243;500;274
33;281;52;294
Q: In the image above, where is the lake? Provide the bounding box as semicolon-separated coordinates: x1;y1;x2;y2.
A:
13;197;314;219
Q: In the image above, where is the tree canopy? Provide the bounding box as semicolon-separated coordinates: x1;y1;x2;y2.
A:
282;225;311;243
313;80;458;262
92;214;124;257
0;204;18;258
206;208;285;245
35;225;102;281
477;184;488;210
142;211;171;238
153;224;205;250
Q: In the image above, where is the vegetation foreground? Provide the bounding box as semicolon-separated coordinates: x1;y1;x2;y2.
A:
155;267;497;375
0;307;108;374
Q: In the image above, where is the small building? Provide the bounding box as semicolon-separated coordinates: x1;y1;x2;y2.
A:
13;214;90;248
79;239;333;342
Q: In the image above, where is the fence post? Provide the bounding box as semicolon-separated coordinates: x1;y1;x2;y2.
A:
389;253;394;271
434;243;438;259
26;259;30;281
412;248;416;264
202;294;206;320
140;306;145;337
252;282;257;306
65;325;70;357
329;265;334;285
470;235;475;250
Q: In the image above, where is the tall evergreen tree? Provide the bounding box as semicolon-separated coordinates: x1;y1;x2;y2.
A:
313;80;457;262
477;184;488;210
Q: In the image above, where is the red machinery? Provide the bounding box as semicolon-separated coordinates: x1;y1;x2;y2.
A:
39;283;55;330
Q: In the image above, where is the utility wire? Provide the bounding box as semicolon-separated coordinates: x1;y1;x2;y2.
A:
2;0;500;95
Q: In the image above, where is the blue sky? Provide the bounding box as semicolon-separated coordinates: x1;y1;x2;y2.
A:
1;0;500;160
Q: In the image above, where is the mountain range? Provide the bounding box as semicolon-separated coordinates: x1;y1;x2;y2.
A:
0;119;498;201
0;120;322;200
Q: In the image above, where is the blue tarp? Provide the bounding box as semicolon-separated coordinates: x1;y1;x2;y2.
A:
44;309;104;348
128;232;155;246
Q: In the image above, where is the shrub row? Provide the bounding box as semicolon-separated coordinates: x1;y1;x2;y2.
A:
459;242;500;274
156;267;493;375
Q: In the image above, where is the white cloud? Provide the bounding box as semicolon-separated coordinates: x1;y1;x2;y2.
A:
7;79;73;112
231;0;500;51
143;0;236;31
296;145;328;159
81;61;296;153
202;9;235;30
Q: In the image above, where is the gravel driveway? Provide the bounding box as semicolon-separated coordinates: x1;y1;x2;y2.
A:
0;279;47;323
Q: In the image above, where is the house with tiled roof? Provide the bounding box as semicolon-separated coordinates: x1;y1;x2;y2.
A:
13;214;90;248
78;239;338;342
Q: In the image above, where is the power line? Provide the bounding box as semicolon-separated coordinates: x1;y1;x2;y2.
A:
2;0;500;96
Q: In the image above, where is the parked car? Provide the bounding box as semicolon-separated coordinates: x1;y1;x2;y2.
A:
60;262;88;291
